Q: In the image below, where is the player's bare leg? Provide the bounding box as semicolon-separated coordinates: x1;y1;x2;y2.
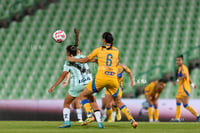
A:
112;100;117;122
105;94;113;122
182;96;200;121
101;97;107;121
145;95;154;122
58;93;74;128
80;88;104;128
89;95;104;128
113;99;122;121
113;95;137;128
152;98;159;122
171;98;182;122
72;96;83;122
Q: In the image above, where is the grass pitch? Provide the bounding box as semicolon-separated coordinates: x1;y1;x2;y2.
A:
0;121;199;133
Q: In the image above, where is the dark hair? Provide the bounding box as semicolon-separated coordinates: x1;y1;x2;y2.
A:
177;54;183;60
158;79;167;83
102;32;114;50
66;45;77;56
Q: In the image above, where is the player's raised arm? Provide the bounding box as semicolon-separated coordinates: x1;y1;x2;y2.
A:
67;47;99;63
74;28;79;47
48;71;68;93
67;56;89;63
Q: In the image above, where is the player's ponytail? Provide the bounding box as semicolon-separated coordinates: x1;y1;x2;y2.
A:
74;28;79;48
102;32;114;50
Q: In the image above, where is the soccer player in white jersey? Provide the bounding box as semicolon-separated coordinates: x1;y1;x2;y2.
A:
61;48;84;123
48;45;94;128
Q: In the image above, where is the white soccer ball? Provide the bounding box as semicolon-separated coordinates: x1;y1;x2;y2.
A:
53;30;66;43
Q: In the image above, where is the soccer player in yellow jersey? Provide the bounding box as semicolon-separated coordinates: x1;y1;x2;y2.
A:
67;32;137;128
171;55;200;122
106;63;134;122
144;79;166;122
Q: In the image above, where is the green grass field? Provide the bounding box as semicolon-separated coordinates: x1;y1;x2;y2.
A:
0;121;200;133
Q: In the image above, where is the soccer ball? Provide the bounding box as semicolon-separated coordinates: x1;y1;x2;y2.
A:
53;30;66;43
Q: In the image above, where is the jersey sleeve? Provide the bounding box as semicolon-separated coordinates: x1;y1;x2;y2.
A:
87;47;99;60
63;61;70;72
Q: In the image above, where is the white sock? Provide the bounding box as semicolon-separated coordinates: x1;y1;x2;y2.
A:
94;111;102;123
63;108;70;121
149;119;153;122
102;109;107;118
112;111;116;122
76;108;82;120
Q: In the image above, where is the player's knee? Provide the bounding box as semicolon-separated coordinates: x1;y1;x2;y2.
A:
72;101;78;109
106;102;112;108
183;104;188;108
113;96;121;103
176;98;182;103
64;103;70;108
153;103;158;108
72;103;76;109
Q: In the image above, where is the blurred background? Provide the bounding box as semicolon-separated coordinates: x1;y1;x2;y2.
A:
0;0;199;121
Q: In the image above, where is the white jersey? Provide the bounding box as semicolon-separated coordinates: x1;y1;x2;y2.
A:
63;55;92;87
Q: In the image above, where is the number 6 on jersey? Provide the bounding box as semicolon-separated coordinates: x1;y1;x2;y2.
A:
106;54;113;66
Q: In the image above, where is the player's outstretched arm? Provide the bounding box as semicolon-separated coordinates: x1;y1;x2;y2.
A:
74;28;79;47
67;56;89;63
48;71;68;93
88;59;98;63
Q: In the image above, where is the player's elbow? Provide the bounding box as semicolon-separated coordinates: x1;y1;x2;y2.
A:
61;71;68;77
